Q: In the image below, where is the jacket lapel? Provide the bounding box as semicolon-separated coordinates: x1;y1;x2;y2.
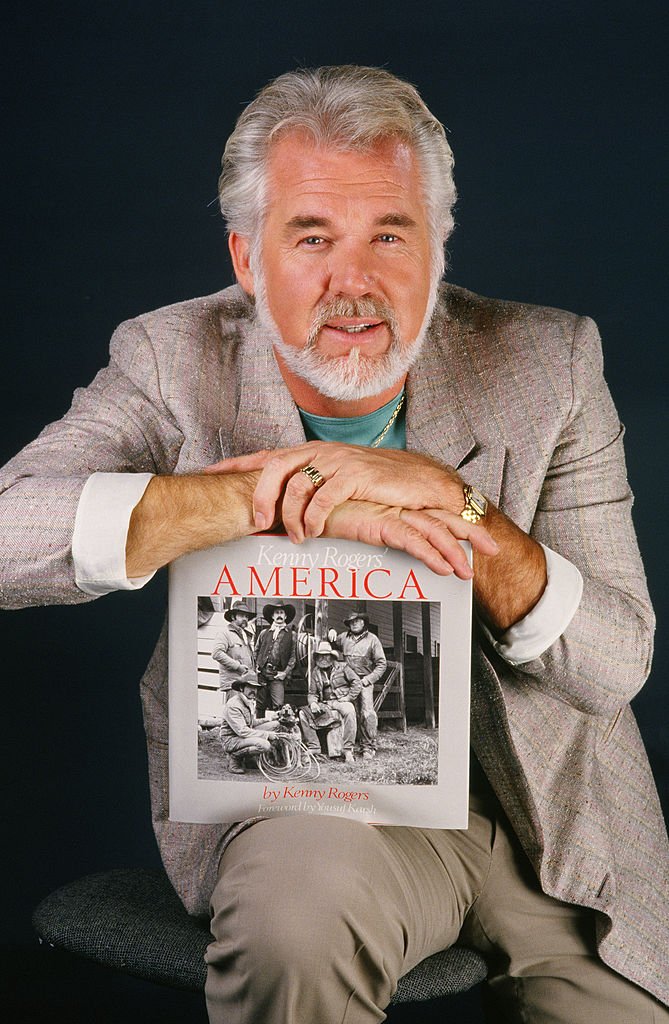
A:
406;301;507;507
223;320;307;457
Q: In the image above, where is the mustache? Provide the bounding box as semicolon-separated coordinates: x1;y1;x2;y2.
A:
307;297;400;348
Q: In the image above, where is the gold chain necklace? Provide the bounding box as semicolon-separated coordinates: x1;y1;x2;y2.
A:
371;392;405;448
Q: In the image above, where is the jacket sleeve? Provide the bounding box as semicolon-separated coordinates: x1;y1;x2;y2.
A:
507;316;654;717
222;702;255;738
0;319;184;609
211;631;243;672
362;636;387;687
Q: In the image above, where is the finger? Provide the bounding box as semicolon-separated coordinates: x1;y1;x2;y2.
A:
254;447;329;531
398;510;474;579
374;515;457;576
301;477;358;538
420;510;500;556
276;472;315;543
203;450;276;474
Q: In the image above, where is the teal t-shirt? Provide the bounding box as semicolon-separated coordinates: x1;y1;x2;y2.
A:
298;389;406;449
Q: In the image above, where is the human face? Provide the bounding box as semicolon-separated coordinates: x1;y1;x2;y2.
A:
349;617;366;634
230;133;437;405
233;612;250;626
272;609;287;625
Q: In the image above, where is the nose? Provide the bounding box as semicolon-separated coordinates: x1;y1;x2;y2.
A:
326;239;376;297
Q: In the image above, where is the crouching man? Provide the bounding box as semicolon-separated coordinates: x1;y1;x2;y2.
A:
299;641;360;762
219;670;281;774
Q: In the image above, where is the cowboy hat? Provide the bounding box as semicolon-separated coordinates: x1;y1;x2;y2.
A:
230;669;263;690
224;601;256;621
312;640;339;659
343;611;369;627
262;602;296;624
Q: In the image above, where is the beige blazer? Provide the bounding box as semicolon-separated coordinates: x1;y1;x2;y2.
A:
0;284;666;1005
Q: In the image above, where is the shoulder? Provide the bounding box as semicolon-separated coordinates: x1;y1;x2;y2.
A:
426;283;601;416
134;284;252;336
107;285;254;371
438;282;584;338
433;282;593;373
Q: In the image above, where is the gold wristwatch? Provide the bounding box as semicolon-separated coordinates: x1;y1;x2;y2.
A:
460;484;488;524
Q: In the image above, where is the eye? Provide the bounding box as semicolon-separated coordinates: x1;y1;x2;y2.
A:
301;236;326;246
377;233;400;243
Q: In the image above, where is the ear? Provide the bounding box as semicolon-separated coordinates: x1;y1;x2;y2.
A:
228;232;255;295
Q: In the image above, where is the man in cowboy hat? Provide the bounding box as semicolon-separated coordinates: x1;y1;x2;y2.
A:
211;601;256;707
299;640;359;762
255;601;297;715
336;613;386;760
219;669;281;774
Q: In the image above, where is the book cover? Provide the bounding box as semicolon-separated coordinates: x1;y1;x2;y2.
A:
169;535;471;828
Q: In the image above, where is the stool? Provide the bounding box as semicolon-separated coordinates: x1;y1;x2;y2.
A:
33;868;487;1004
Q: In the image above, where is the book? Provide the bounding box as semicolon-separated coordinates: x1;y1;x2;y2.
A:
169;535;471;828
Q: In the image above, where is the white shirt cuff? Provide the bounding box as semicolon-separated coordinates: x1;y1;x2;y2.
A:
481;544;583;665
72;472;156;596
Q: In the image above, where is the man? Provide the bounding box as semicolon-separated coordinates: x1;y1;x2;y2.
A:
211;601;256;707
218;670;280;774
254;601;296;715
0;65;666;1023
299;640;359;761
336;612;386;759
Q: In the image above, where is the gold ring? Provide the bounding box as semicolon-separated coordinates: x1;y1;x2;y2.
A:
301;464;325;489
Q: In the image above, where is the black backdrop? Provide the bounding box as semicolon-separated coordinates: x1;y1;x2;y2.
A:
2;3;667;1022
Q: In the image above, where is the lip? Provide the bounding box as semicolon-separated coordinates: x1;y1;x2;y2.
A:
321;321;386;341
325;317;384;329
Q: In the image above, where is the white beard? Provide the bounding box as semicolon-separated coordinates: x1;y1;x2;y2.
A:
252;261;441;402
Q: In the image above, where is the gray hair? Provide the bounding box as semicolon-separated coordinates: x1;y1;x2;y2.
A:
218;66;456;274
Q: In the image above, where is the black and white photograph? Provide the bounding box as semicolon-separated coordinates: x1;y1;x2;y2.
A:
168;535;471;829
197;594;442;786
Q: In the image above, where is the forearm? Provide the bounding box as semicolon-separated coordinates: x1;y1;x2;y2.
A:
473;503;547;632
126;471;260;577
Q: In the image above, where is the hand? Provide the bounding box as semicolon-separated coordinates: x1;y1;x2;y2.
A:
205;443;469;541
274;670;286;681
310;701;320;713
323;498;497;579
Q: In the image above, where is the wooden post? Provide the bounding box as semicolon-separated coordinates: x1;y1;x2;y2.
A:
314;599;328;642
421;603;435;728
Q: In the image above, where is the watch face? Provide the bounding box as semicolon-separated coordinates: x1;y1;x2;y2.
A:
465;485;488;518
471;489;487;516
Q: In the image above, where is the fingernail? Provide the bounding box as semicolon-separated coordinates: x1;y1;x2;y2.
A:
254;511;266;530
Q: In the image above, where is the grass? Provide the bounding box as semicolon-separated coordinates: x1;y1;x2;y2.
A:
198;725;438;786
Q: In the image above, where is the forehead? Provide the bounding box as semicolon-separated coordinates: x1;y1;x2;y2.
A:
264;131;426;216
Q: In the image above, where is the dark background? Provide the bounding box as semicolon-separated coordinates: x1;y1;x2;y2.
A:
2;2;667;1021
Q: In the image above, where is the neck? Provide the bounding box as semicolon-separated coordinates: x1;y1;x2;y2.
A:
273;347;406;417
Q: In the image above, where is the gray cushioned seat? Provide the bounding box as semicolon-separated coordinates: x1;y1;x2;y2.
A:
32;868;487;1004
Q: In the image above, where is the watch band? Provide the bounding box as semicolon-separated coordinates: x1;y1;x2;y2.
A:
460;484;488;524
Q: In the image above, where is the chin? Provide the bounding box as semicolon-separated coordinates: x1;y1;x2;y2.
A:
274;336;422;402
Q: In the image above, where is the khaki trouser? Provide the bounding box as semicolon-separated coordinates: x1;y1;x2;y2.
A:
357;681;377;752
205;770;668;1023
